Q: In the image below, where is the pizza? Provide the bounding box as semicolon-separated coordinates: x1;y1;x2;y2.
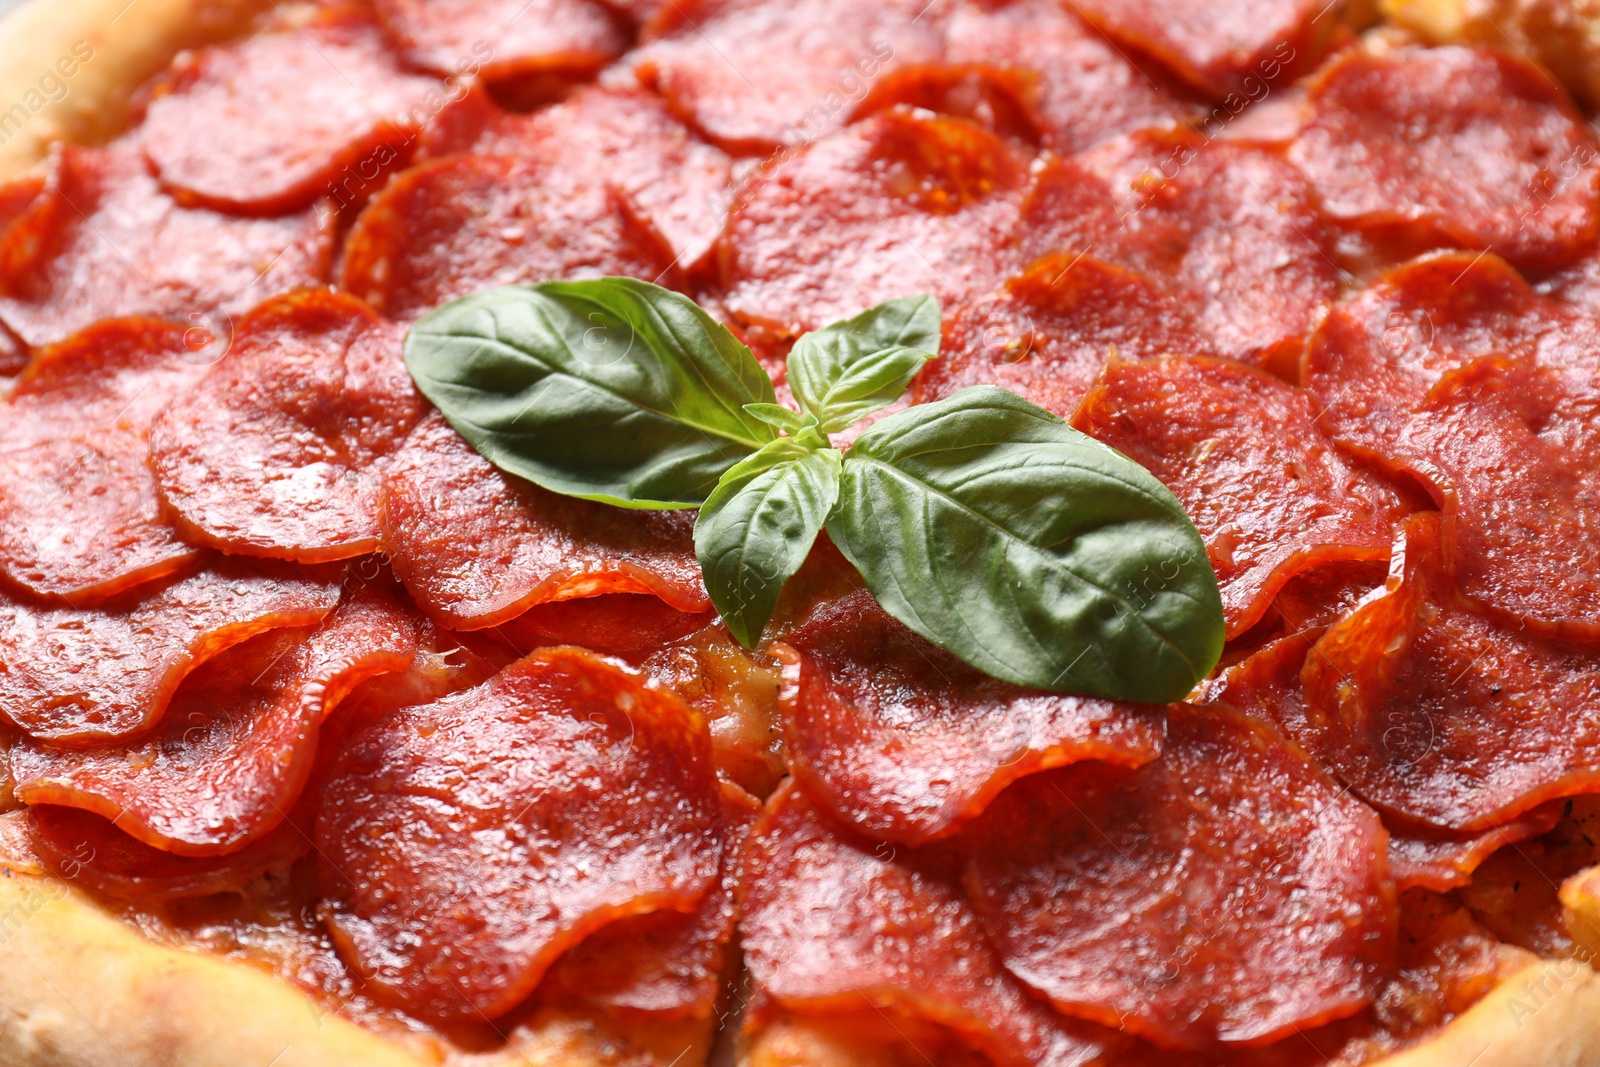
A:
3;0;1600;1064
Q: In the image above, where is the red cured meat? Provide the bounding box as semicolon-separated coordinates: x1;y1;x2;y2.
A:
149;290;426;563
372;0;624;82
493;594;714;661
0;318;208;602
0;561;338;745
1304;251;1600;463
774;588;1165;846
1289;47;1600;272
1073;357;1411;638
1263;560;1389;635
1388;804;1564;893
632;0;944;154
317;647;723;1021
540;780;760;1017
1295;513;1600;832
739;780;1107;1067
914;253;1215;417
141;12;441;214
1069;0;1324;95
716;108;1028;343
963;704;1396;1049
417;85;732;268
12;585;418;856
0;144;331;351
849;62;1044;145
339;153;679;321
381;413;706;630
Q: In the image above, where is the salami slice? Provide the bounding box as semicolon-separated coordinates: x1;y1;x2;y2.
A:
1296;513;1600;831
372;0;624;81
339;153;679;321
775;589;1165;846
381;413;706;630
148;290;425;563
1289;46;1600;271
740;781;1107;1067
141;11;440;214
1073;357;1410;638
963;704;1396;1049
0;561;339;745
493;594;714;660
717;108;1028;342
0;144;331;351
1389;804;1564;893
12;585;418;856
0;318;208;602
317;647;723;1021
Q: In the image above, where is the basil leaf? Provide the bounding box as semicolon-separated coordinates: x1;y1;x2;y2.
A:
695;439;842;648
744;402;809;435
827;386;1223;703
788;296;940;434
405;279;778;508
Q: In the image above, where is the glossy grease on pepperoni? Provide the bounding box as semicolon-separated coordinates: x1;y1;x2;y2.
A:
373;0;624;81
317;647;722;1021
963;704;1396;1049
493;594;714;661
12;585;417;855
1388;804;1564;893
775;589;1165;846
149;290;426;563
1073;357;1410;638
381;414;706;629
740;781;1107;1067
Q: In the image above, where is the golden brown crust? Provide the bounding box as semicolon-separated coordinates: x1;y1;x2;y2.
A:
1380;0;1600;107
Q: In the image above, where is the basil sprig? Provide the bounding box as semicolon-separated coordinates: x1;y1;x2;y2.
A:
407;280;1224;702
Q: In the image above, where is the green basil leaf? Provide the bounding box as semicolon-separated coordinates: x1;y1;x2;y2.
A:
827;386;1223;703
405;279;778;508
788;296;940;434
744;402;809;435
695;439;842;648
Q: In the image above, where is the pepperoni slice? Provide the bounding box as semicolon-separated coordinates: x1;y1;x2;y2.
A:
1069;0;1324;95
1389;804;1564;893
740;781;1107;1067
339;153;679;321
1304;251;1600;463
418;85;732;268
0;144;331;351
963;704;1396;1049
381;413;706;630
148;290;425;563
913;254;1215;417
1073;357;1410;638
373;0;624;81
632;0;944;154
1289;47;1600;271
12;585;417;856
317;646;723;1021
717;108;1027;343
1295;513;1600;832
540;780;759;1016
0;561;339;745
493;594;714;660
1395;357;1600;640
141;12;440;214
774;588;1165;846
0;318;208;602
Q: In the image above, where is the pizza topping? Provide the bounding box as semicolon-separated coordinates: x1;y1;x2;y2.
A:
149;290;426;563
776;588;1165;845
381;413;707;629
372;0;625;82
740;780;1107;1067
0;144;330;351
11;584;417;856
1296;512;1600;831
718;109;1027;342
1389;804;1565;893
963;704;1396;1049
140;12;440;214
317;646;722;1021
338;154;679;321
1289;46;1600;271
1073;357;1410;638
0;318;207;602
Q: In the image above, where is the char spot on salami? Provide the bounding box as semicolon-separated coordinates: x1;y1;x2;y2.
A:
373;0;626;82
963;704;1396;1049
381;413;706;630
317;646;723;1021
149;289;427;563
